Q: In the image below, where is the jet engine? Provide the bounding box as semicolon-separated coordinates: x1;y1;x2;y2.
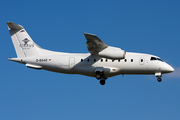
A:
98;46;126;59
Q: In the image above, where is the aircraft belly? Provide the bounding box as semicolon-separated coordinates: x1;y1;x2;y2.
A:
114;63;155;75
75;67;95;77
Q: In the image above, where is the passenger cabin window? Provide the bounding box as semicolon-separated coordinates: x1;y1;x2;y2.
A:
101;59;103;62
141;59;143;62
131;59;133;62
112;59;114;62
81;59;83;62
118;59;120;62
106;59;108;62
87;59;89;62
124;59;127;62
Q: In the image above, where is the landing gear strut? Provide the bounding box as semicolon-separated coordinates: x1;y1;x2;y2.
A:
155;72;162;82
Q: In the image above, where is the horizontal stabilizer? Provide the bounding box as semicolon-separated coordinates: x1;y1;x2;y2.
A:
26;64;42;69
8;57;25;63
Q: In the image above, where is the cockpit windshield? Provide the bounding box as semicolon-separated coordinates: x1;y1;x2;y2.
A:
150;57;164;62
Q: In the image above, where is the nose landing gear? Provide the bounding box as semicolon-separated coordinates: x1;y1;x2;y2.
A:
155;72;162;82
157;77;162;82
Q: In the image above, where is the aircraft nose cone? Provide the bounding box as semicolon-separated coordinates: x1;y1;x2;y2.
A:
169;66;174;72
161;63;174;73
167;64;174;73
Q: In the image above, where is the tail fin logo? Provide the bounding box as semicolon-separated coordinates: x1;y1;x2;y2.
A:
20;38;34;48
22;38;30;45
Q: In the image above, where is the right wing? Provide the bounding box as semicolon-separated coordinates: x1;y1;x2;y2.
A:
84;33;108;55
84;33;126;59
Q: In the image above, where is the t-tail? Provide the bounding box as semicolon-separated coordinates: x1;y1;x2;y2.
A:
7;22;42;58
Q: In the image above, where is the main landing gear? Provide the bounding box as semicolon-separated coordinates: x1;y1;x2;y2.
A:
95;71;103;80
95;71;107;85
99;79;106;85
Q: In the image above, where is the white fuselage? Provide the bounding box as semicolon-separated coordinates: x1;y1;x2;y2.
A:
20;52;173;78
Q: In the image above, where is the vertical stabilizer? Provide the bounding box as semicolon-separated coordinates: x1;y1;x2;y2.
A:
7;22;42;58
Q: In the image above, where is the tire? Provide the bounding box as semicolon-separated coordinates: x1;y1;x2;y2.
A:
100;80;105;85
95;71;102;80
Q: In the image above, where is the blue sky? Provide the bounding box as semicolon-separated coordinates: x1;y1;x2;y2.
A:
0;0;180;120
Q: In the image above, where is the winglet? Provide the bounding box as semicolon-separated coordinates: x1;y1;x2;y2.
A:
6;22;23;30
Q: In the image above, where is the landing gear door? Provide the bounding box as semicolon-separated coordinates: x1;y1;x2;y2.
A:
69;57;75;69
139;57;145;65
94;67;104;72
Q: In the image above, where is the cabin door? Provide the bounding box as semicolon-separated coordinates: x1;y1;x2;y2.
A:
69;57;75;69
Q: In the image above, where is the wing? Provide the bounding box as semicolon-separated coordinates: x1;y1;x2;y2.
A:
84;33;108;54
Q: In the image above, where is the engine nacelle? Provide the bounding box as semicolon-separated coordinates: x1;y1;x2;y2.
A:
98;46;126;59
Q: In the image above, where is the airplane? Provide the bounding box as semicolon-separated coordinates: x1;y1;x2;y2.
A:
7;22;174;85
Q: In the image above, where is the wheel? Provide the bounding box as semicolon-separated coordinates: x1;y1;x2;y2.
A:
95;71;103;80
157;77;162;82
100;80;105;85
96;74;101;80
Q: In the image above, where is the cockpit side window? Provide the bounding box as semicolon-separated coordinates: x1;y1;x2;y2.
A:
150;57;157;60
150;57;164;62
157;58;164;62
